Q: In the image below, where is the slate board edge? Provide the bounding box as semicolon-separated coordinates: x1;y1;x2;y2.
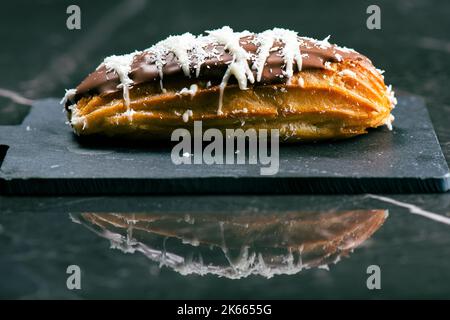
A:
0;176;448;195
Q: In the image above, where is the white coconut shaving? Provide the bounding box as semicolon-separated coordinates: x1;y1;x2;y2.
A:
207;26;255;114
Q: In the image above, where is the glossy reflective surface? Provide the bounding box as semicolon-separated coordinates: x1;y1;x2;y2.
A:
1;0;450;299
1;195;450;299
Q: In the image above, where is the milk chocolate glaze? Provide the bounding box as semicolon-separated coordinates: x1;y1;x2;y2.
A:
70;30;367;105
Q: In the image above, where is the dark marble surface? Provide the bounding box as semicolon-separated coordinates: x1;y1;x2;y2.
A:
0;0;449;299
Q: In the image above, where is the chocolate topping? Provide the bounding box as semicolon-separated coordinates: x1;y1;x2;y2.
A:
67;27;367;107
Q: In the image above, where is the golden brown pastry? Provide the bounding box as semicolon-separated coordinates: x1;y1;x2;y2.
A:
62;27;396;141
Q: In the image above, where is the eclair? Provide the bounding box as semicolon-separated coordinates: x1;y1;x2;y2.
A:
62;26;397;141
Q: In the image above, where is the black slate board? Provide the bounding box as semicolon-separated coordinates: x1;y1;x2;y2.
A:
0;94;449;194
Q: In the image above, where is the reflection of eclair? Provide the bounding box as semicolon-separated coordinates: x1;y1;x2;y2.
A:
63;27;396;141
78;210;388;279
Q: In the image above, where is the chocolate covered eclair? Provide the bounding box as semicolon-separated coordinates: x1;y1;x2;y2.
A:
62;27;396;141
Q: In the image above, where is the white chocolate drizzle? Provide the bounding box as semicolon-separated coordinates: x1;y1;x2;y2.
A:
386;84;397;107
146;33;210;92
253;31;276;82
252;28;303;84
207;26;255;115
152;33;197;77
60;88;77;106
276;29;303;82
176;84;198;98
102;53;136;109
384;114;395;131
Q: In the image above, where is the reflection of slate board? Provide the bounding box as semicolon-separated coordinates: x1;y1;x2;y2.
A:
0;94;449;194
